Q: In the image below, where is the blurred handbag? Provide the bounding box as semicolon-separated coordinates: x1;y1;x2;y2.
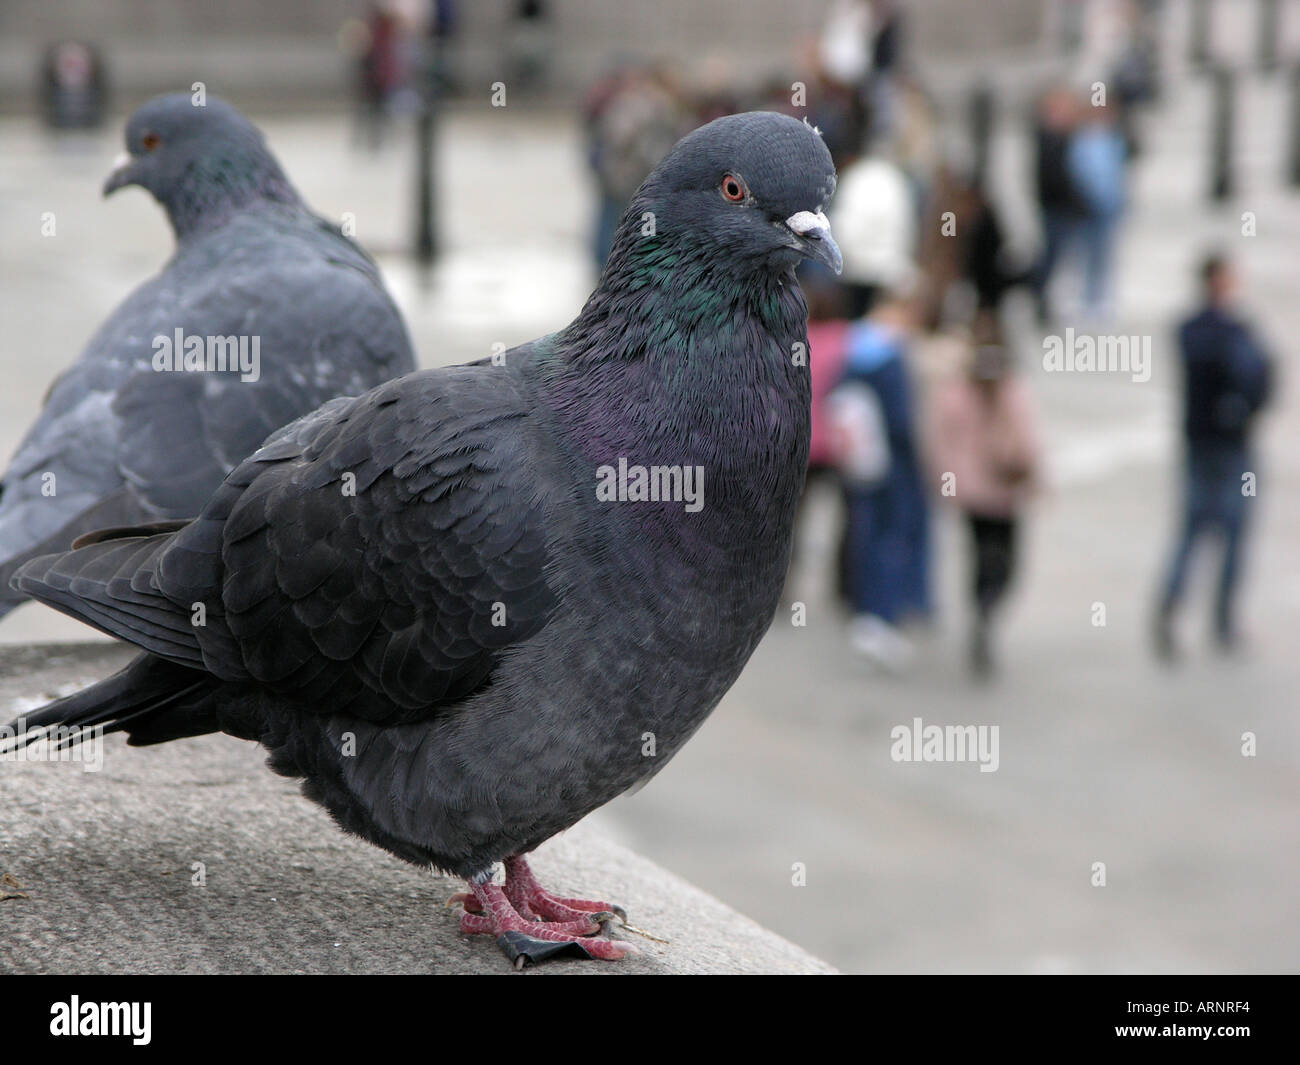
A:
984;393;1033;486
827;381;891;488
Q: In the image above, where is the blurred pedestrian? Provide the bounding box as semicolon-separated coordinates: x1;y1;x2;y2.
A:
1068;99;1129;322
866;0;907;140
964;180;1034;314
829;133;916;319
1030;85;1084;325
1108;8;1160;148
819;0;874;100
830;289;931;670
806;274;853;495
818;0;906;143
583;62;685;270
785;271;852;605
930;311;1041;677
890;75;940;225
919;165;1032;329
40;41;107;130
507;0;553;91
350;1;413;149
424;0;460;97
1155;254;1274;659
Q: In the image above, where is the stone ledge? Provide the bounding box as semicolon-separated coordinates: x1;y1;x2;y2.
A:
0;643;834;974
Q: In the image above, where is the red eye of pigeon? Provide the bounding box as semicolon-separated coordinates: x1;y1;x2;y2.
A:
720;174;746;202
141;132;161;151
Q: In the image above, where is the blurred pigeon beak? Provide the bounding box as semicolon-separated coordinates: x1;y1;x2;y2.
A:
786;210;842;275
103;152;134;197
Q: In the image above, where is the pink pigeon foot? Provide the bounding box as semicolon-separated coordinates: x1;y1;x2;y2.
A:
452;856;634;967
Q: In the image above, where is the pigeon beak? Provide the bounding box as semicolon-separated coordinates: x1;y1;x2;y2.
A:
785;210;842;275
103;152;135;197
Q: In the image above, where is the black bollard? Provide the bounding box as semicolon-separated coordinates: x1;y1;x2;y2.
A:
1210;65;1235;202
414;41;440;266
1257;0;1280;74
1189;0;1211;72
415;105;437;265
969;83;994;192
1288;63;1300;187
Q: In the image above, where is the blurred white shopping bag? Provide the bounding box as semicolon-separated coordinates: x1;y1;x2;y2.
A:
827;380;890;488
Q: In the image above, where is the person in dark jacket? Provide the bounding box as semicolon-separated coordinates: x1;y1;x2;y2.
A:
1030;86;1084;325
966;181;1033;313
1156;254;1274;658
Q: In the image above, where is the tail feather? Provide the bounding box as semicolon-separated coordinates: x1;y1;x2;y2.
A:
2;520;237;759
0;489;153;619
12;532;205;667
1;653;213;756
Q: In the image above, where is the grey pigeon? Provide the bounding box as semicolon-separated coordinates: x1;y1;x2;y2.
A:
0;93;415;618
5;112;839;966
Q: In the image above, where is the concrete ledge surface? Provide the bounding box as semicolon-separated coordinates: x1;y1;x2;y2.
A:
0;643;834;974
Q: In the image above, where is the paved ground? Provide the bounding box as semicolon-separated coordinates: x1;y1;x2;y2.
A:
0;60;1297;974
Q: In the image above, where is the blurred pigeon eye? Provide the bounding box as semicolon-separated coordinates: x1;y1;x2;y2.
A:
720;174;747;202
141;132;161;152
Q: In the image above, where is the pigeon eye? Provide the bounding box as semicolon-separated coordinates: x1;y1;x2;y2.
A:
720;174;747;202
141;132;161;152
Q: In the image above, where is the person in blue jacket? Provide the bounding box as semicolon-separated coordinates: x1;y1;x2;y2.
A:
1156;254;1274;658
835;290;931;669
1068;100;1129;322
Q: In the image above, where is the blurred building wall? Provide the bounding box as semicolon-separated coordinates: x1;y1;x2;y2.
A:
1;0;1046;112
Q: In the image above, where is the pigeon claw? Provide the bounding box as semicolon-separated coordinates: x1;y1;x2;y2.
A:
501;854;628;927
446;890;481;913
452;857;635;966
460;907;601;938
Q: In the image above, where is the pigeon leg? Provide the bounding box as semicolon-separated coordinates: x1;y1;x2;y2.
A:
451;855;627;923
456;875;635;965
502;855;628;923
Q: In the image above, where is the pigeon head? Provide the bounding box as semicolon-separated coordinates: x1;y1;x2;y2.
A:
621;111;841;278
103;94;299;237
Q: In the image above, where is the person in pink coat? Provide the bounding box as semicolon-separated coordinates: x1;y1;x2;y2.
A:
929;311;1042;676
